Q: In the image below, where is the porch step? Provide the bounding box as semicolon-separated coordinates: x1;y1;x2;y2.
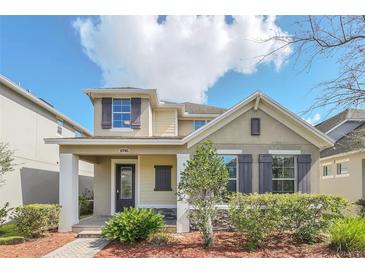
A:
165;225;176;233
77;230;102;238
72;225;103;233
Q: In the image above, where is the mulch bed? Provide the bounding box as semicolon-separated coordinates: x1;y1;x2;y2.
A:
95;231;341;258
0;232;76;258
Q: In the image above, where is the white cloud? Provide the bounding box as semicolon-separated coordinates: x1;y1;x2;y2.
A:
73;16;292;103
306;113;321;125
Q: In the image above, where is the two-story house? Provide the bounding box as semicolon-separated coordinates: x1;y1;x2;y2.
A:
0;75;94;210
45;87;333;233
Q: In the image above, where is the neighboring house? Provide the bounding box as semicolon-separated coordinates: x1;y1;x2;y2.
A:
0;75;94;209
45;88;333;232
316;109;365;201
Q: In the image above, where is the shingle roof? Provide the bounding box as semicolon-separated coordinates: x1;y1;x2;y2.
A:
316;109;365;133
320;122;365;157
182;102;226;115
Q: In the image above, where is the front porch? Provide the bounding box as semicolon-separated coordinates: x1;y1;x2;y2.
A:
72;209;178;233
58;152;190;233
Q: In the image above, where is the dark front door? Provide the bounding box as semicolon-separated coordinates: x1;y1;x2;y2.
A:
115;164;135;212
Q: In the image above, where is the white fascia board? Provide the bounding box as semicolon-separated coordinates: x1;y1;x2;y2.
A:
0;75;92;137
44;138;185;145
268;150;301;155
320;149;365;161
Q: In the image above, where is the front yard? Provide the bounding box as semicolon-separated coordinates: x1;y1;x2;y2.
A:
0;231;75;258
95;231;339;258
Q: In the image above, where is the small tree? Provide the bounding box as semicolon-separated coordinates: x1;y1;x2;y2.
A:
0;142;14;184
178;140;229;247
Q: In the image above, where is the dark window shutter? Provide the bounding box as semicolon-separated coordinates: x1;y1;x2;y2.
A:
131;98;141;129
101;98;112;129
154;165;172;191
297;154;311;193
238;154;252;194
251;118;260;136
259;154;272;193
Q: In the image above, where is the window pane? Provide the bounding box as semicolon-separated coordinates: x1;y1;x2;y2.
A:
223;156;237;178
283;180;294;193
227;179;237;192
272;167;280;178
122;99;131;106
113;120;122;128
113;113;122;121
113;105;122;112
122;105;131;112
283;168;295;178
113;99;122;106
120;167;132;199
194;120;206;130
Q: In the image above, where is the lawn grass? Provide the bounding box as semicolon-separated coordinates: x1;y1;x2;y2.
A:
0;224;20;237
0;224;25;245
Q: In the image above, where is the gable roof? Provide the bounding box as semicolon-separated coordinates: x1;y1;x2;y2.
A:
0;74;92;137
316;108;365;158
183;92;334;149
316;108;365;134
46;91;334;149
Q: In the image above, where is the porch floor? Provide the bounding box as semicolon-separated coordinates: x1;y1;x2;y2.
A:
72;214;177;233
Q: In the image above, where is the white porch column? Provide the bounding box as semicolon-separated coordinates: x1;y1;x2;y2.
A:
176;153;190;233
59;153;79;232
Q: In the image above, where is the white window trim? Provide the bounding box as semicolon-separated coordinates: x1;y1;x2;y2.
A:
335;159;350;177
321;162;334;179
269;150;301;155
112;98;131;129
272;155;297;193
110;128;134;132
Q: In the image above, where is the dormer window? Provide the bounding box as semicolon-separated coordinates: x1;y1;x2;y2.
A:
113;98;131;128
194;120;207;130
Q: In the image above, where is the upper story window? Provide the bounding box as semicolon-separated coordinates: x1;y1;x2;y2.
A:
272;155;296;194
336;160;349;176
223;155;238;192
113;98;131;128
322;163;332;177
194;120;207;130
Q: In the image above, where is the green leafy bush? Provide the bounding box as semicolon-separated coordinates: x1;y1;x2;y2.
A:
147;230;173;246
355;199;365;217
229;193;350;249
329;217;365;254
102;208;164;244
79;194;93;216
13;204;61;238
0;236;24;245
0;202;12;225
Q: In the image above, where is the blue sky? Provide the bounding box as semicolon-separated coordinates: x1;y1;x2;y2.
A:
0;16;340;132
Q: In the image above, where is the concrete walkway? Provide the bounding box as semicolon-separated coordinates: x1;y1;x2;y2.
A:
43;238;110;258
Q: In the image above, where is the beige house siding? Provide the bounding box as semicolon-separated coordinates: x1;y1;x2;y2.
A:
190;108;321;193
93;97;152;137
0;82;94;208
320;152;365;201
139;155;177;206
92;155;177;215
153;109;177;136
178;120;194;136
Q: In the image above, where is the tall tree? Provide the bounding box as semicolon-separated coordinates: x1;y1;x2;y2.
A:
262;16;365;113
178;140;229;247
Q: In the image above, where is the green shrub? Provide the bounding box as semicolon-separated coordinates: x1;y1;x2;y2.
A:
102;208;164;244
0;236;25;245
13;204;61;238
329;217;365;254
0;202;12;225
79;194;93;216
147;230;173;246
229;193;350;249
355;199;365;217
